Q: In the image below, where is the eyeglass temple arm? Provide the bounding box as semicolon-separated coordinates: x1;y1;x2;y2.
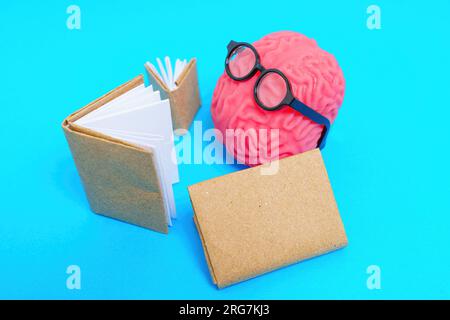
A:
227;40;238;51
290;99;331;150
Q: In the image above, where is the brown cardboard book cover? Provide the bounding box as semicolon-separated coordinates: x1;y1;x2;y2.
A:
145;58;201;132
62;75;169;234
188;149;348;288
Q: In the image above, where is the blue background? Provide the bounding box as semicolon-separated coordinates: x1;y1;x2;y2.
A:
1;0;449;299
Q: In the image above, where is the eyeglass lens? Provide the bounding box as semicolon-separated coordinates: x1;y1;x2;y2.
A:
256;71;288;109
228;45;256;79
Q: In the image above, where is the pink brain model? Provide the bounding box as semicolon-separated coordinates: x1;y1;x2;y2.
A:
211;31;345;166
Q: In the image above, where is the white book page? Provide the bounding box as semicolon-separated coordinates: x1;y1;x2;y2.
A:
96;127;164;141
173;59;182;83
156;58;170;87
79;99;179;186
165;57;174;90
77;84;146;123
78;87;161;125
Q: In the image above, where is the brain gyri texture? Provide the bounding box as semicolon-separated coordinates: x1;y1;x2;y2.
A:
211;31;345;166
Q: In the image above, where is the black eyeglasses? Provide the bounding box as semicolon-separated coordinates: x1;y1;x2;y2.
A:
225;40;331;150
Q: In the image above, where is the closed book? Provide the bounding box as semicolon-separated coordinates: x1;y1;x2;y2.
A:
188;149;348;288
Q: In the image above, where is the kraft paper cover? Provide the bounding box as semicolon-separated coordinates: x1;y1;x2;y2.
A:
62;75;168;234
188;149;348;288
145;58;201;132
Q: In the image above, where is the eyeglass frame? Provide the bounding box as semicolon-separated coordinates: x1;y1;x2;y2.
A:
225;40;331;150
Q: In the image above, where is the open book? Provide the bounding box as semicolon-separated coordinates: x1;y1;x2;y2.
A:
145;57;188;91
73;82;179;227
145;57;201;131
